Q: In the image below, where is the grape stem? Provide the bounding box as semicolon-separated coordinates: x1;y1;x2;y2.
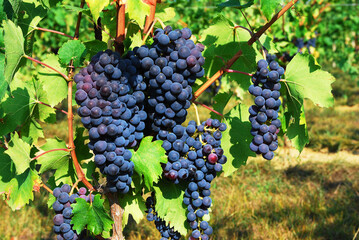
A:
23;55;70;81
224;69;253;77
194;0;298;99
69;179;81;195
192;103;203;143
66;2;95;192
234;25;253;36
41;183;53;195
114;0;126;54
33;27;74;39
142;17;166;44
32;148;70;160
193;101;224;117
36;101;69;115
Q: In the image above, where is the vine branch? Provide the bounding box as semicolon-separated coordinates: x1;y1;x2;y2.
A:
32;148;70;161
114;0;126;54
193;0;298;100
36;101;69;115
24;55;69;81
66;1;94;192
193;101;224;117
247;0;299;45
144;0;157;34
34;27;74;39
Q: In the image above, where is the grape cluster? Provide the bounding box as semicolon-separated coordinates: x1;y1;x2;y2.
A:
52;185;94;240
74;49;147;193
145;196;181;240
248;59;283;160
182;119;226;240
132;26;205;133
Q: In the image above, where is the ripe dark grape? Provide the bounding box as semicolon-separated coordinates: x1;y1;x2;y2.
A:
145;196;181;240
248;59;283;160
52;185;94;240
75;49;147;193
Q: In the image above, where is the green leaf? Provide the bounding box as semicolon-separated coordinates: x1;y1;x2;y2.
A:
284;54;335;152
38;54;67;107
153;179;187;235
37;138;69;172
286;105;309;152
84;40;107;59
86;0;110;22
4;168;39;211
0;146;39;211
218;0;254;10
36;138;74;185
155;6;175;23
221;104;255;177
285;54;335;108
131;137;167;191
0;148;15;192
58;40;87;67
72;194;113;235
8;0;21;14
127;0;150;26
5;132;31;175
0;53;7;99
40;0;61;8
18;0;47;36
210;91;233;120
260;0;281;20
119;191;146;227
3;20;25;86
74;127;96;181
201;15;261;95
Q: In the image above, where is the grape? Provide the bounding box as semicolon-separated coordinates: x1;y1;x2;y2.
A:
248;59;282;160
75;49;147;193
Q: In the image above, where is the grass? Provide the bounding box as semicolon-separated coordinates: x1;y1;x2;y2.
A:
2;151;359;240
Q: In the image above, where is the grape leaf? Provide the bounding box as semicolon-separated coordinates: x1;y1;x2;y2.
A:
0;75;55;142
5;132;32;175
72;194;113;235
4;168;39;211
286;105;309;152
285;54;335;109
127;0;150;26
58;40;87;68
0;80;34;136
18;0;47;36
38;54;68;107
218;0;254;9
84;40;107;59
221;104;255;177
201;15;261;95
119;191;146;227
0;146;39;211
210;90;233;120
284;53;335;152
3;20;25;87
0;53;7;99
260;0;281;20
37;138;75;185
86;0;110;22
131;137;167;191
7;0;21;14
74;127;97;181
37;138;70;173
153;179;187;235
155;6;175;23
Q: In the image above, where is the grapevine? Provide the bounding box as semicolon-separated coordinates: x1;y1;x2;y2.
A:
0;0;339;239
